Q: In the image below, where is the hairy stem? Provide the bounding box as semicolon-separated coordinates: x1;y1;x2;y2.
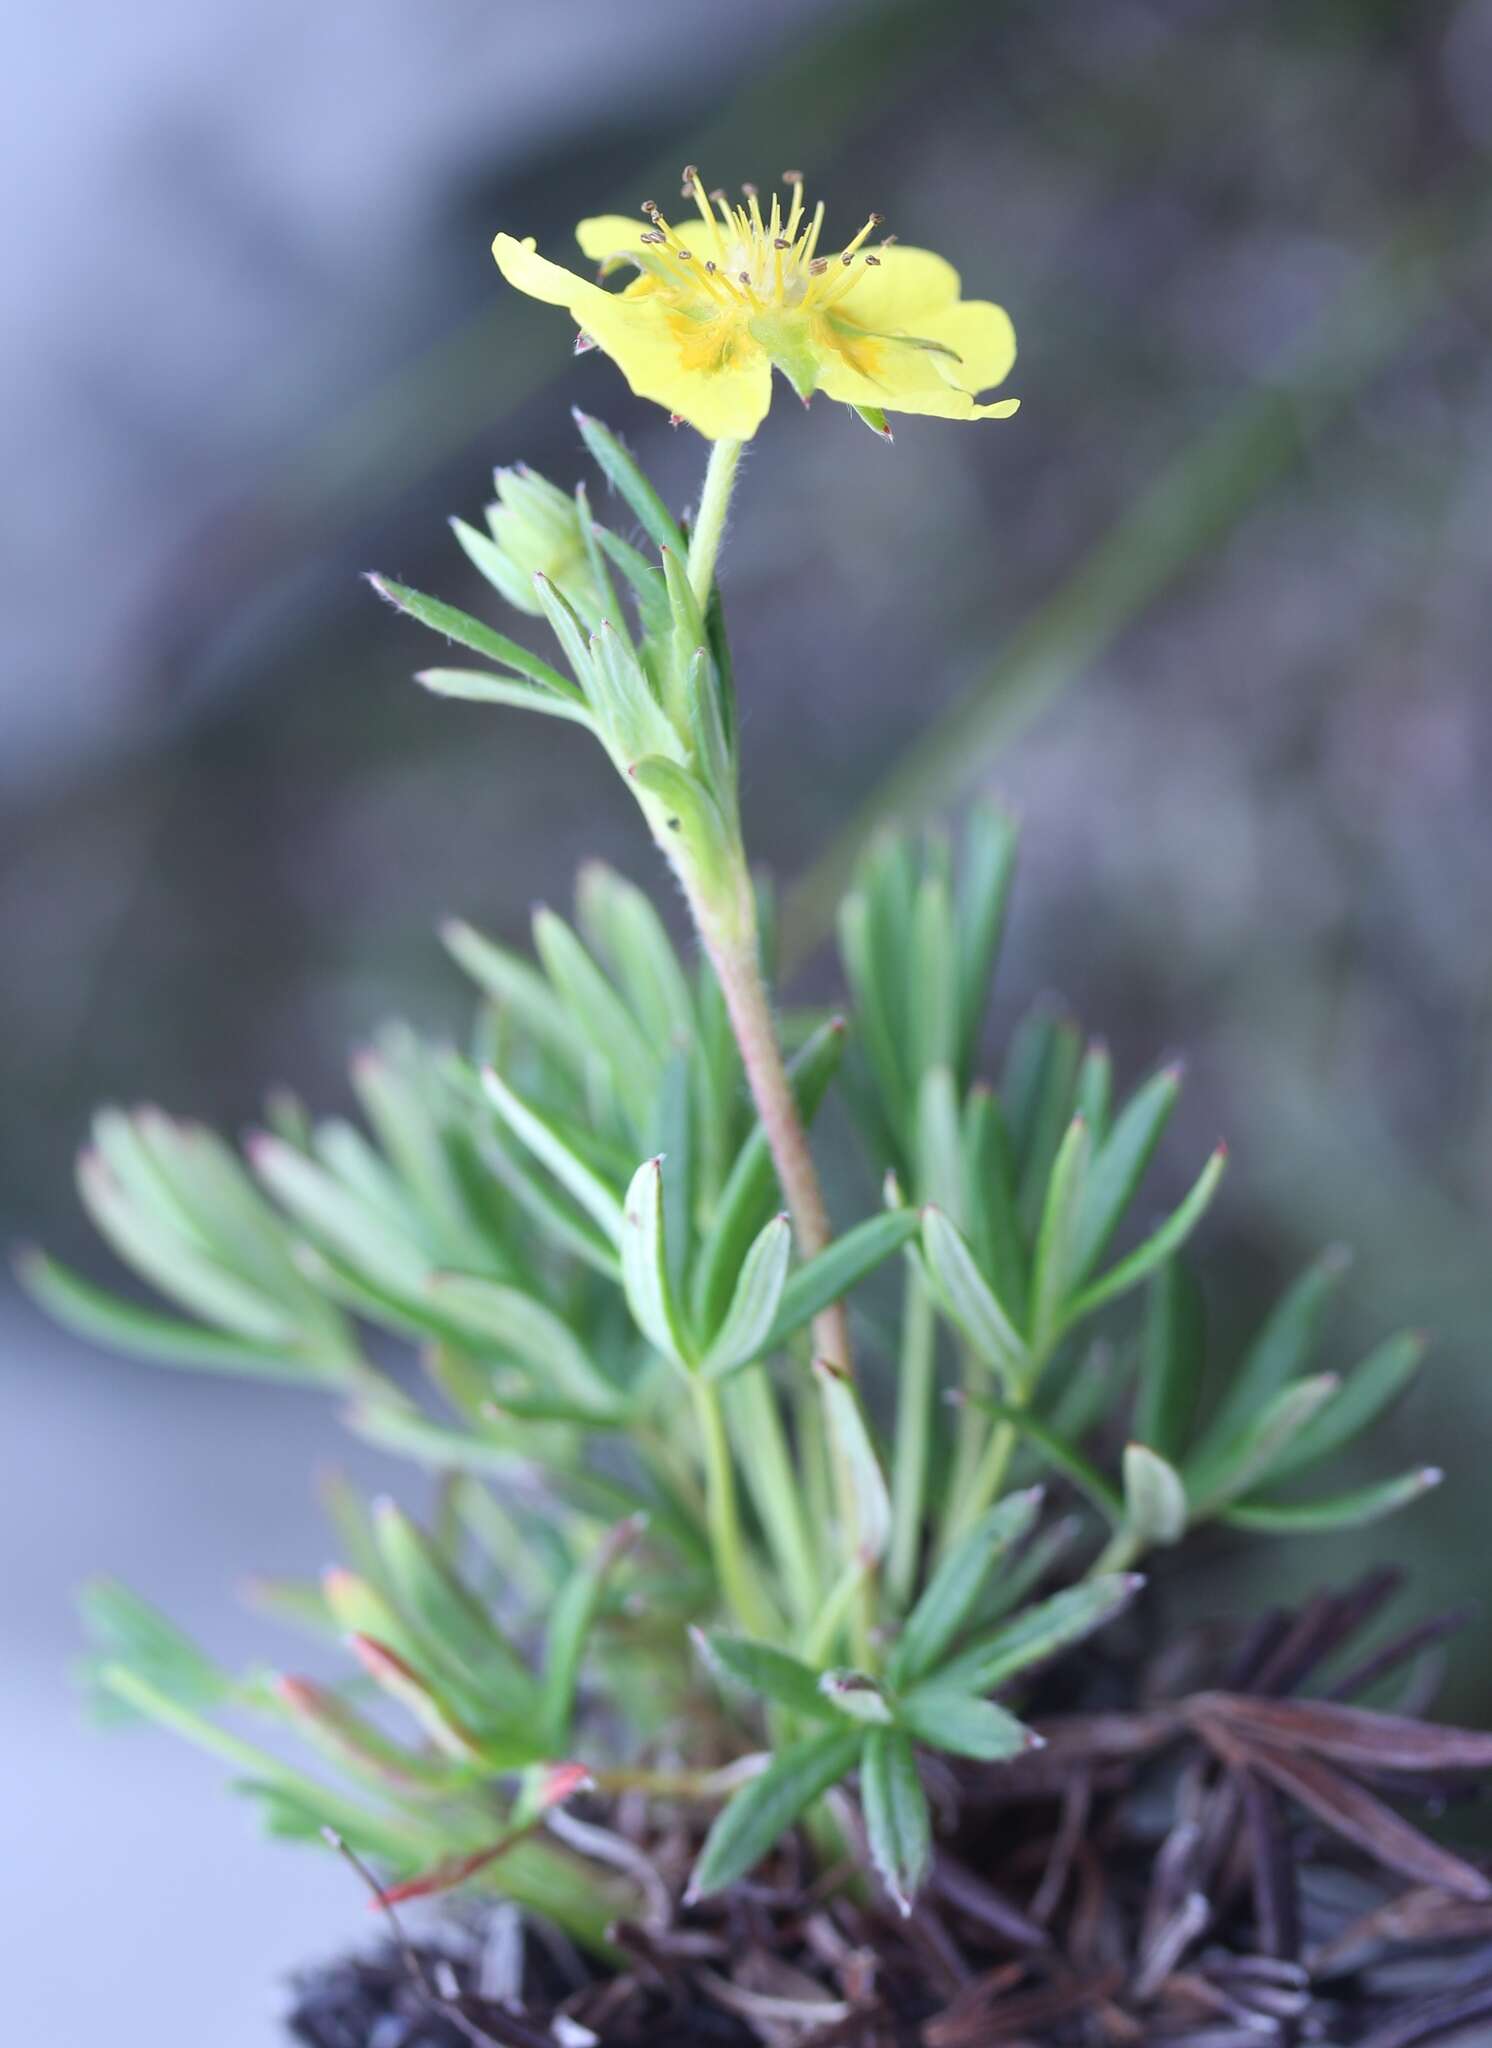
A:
687;436;744;608
703;893;852;1374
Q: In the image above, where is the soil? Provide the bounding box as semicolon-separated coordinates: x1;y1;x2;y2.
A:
286;1571;1492;2048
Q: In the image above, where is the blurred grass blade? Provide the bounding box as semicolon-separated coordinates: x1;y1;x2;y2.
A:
1195;1245;1352;1466
1069;1066;1181;1285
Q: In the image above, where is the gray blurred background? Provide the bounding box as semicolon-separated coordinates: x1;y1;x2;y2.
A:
5;0;1491;2039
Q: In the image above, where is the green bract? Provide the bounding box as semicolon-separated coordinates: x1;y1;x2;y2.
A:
26;412;1439;1935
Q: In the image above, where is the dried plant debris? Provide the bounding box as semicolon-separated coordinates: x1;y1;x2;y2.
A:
288;1573;1492;2048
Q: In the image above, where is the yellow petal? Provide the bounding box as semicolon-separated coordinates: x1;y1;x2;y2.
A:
574;215;655;264
492;232;618;323
823;246;960;326
910;299;1017;395
492;231;772;439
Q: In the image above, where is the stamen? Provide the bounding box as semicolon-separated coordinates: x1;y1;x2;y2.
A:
808;259;829;275
865;255;882;266
782;171;805;243
839;213;884;262
684;166;726;260
802;200;826;264
880;233;899;247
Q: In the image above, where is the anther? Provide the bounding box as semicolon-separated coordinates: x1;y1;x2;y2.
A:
681;164;698;183
841;252;855;265
865;255;882;266
740;182;758;197
641;201;660;217
868;212;884;226
709;187;727;203
809;258;829;274
676;247;693;261
880;233;898;246
782;169;803;184
773;237;791;250
738;271;751;285
705;259;717;272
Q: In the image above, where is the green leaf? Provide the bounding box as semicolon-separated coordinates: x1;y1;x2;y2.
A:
910;874;957;1080
838;890;910;1145
372;1501;535;1708
540;1518;642;1748
426;1274;620;1415
685;645;737;822
440;921;591;1074
76;1150;300;1345
480;1067;625;1245
704;1635;833;1720
1062;1144;1228;1330
692;1016;845;1334
1030;1114;1093;1357
532;906;661;1108
689;1728;863;1900
1069;1066;1182;1283
1120;1442;1188;1547
529;571;597;693
591;522;671;640
591;621;686;763
890;1487;1045;1687
248;1134;433;1301
816;1360;892;1565
479;1119;622;1281
1134;1260;1205;1462
819;1670;895;1726
79;1579;231;1717
1185;1373;1342;1516
1014;1015;1082;1231
1194;1245;1352;1467
896;1687;1035;1762
1221;1467;1442;1533
620;1157;691;1365
759;1208;920;1362
18;1250;323;1383
367;576;575;696
953;802;1018;1084
700;1215;792;1379
961;1088;1028;1331
916;1065;964;1219
936;1574;1143;1696
921;1205;1029;1395
572;409;686;555
964;1392;1125;1523
861;1729;930;1914
577;864;694;1053
629;755;734;877
415;668;593;724
1264;1331;1429;1484
1074;1043;1113;1142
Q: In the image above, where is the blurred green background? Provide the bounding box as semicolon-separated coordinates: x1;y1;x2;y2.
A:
4;0;1490;2035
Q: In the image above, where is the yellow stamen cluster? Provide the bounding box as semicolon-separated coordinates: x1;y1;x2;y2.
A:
637;167;888;322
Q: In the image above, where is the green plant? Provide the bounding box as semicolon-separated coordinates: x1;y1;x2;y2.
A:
23;169;1446;1943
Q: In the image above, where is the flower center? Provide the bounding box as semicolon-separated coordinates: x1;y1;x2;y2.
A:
638;168;890;322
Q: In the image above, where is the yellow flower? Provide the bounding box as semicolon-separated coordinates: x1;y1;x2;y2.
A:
492;168;1019;442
